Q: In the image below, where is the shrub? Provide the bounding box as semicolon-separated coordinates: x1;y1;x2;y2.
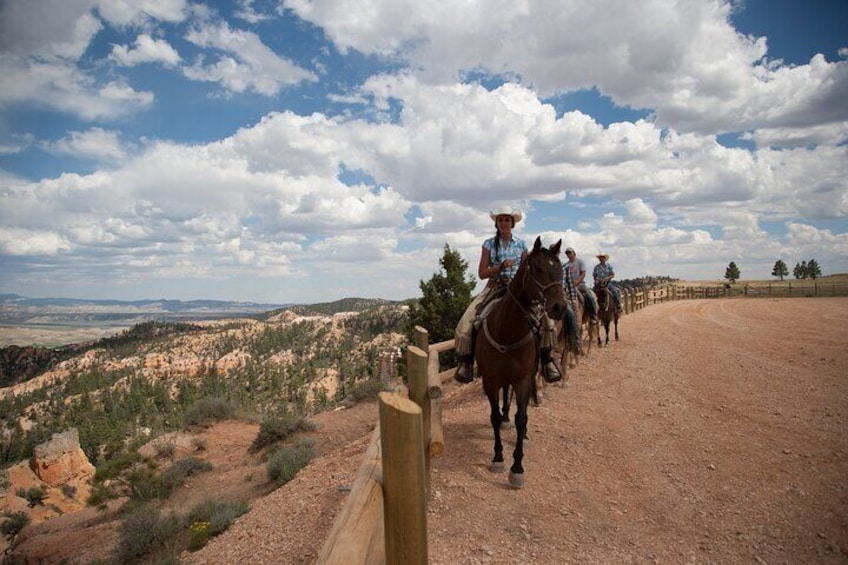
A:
114;505;180;563
60;483;77;499
16;486;47;507
160;456;213;495
348;378;386;401
187;520;211;551
93;451;144;483
1;511;30;536
183;397;235;426
125;466;165;501
87;482;118;508
152;438;177;459
266;438;314;485
186;498;249;537
191;437;207;452
250;412;314;453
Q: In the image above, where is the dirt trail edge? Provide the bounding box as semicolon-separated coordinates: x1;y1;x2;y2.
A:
186;298;848;565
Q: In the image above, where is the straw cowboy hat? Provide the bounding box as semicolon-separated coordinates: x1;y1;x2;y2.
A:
596;253;609;260
489;207;523;223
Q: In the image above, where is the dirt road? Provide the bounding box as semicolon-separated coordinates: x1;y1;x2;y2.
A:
187;297;848;565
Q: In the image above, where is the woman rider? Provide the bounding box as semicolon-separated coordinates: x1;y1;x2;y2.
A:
453;207;561;384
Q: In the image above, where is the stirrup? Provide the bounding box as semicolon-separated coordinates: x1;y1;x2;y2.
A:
543;361;562;383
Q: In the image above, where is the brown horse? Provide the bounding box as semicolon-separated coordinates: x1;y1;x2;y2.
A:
557;296;582;373
578;291;598;356
475;237;565;488
594;282;620;345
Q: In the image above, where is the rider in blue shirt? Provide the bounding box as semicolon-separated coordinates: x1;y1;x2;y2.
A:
592;253;622;312
454;208;561;384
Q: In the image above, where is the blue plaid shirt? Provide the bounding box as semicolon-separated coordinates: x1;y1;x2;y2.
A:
593;262;615;285
484;235;527;282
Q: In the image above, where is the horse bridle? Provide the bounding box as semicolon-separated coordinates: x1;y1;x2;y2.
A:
482;253;562;353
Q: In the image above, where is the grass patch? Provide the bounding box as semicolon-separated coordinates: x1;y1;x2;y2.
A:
348;378;386;401
160;456;213;494
183;397;236;426
114;505;181;564
1;511;30;536
266;438;314;486
250;411;315;453
186;498;250;537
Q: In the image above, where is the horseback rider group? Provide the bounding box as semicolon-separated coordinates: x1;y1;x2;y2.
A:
454;207;623;385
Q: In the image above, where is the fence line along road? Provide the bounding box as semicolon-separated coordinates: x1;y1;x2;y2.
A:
316;280;845;563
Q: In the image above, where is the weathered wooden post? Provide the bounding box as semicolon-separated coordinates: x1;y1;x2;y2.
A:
406;346;431;493
427;347;445;457
414;325;429;353
379;392;428;565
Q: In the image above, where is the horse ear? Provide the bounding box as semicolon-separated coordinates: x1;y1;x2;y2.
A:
550;239;562;256
533;236;542;252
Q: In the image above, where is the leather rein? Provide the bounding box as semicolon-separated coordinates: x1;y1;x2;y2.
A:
482;256;561;354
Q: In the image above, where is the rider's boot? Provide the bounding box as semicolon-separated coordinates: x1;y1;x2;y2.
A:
540;348;562;383
454;354;475;384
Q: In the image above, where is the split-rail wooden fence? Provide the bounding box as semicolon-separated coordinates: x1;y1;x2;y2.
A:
316;280;847;563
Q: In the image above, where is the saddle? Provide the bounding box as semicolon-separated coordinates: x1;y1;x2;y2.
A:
472;279;509;331
575;287;587;305
473;295;504;332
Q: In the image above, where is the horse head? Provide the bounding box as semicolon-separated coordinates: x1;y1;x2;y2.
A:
514;236;565;321
594;281;611;312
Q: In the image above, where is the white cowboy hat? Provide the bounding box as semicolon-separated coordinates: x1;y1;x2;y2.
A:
488;207;523;223
596;253;609;259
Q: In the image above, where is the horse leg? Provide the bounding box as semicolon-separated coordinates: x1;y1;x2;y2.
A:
614;314;620;341
500;384;513;429
509;394;529;489
488;395;505;473
596;317;603;346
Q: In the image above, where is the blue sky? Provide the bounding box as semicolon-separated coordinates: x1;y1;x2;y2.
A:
0;0;846;303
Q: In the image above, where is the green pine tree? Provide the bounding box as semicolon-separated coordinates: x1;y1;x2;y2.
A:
807;258;822;279
408;244;477;344
771;260;789;281
724;261;741;284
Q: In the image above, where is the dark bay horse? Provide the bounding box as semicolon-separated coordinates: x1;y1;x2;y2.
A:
594;282;620;345
578;292;598;356
557;297;582;374
475;237;565;488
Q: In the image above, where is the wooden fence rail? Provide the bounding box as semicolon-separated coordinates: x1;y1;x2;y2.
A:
317;280;847;563
317;327;450;565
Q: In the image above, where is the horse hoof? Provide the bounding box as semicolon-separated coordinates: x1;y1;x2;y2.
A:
508;472;525;489
490;462;505;473
500;421;514;430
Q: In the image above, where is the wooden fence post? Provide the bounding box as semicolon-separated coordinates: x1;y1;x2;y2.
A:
427;348;445;457
406;345;431;489
379;392;428;565
414;326;429;353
